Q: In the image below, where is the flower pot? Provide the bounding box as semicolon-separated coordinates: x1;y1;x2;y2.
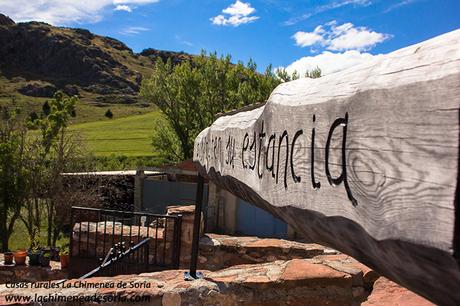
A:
60;254;70;269
13;250;27;265
28;251;41;266
4;252;13;265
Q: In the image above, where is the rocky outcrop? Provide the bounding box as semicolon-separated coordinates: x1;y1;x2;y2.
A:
0;14;14;26
140;48;193;65
0;14;193;103
0;18;136;95
18;82;56;97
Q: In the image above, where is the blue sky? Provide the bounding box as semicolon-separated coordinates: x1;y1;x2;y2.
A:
1;0;459;74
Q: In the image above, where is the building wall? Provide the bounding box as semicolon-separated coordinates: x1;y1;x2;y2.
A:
207;182;295;239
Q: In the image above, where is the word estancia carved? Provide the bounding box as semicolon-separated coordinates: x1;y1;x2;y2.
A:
196;112;357;206
194;30;460;305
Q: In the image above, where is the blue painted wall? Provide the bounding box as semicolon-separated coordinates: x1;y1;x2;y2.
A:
236;199;287;239
142;179;208;214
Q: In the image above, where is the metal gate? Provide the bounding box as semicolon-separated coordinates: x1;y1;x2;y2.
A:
69;206;182;278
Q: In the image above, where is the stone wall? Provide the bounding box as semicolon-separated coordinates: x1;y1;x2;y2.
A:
1;204;435;305
0;233;435;305
63;174;135;211
0;256;433;305
166;205;204;268
198;234;332;271
0;259;67;284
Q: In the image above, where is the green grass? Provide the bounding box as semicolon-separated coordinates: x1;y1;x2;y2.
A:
70;111;161;157
8;209;69;251
0;75;158;125
8;112;164;249
0;93;157;125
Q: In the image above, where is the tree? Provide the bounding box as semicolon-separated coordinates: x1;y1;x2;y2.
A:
29;111;38;122
0;106;28;251
305;66;322;79
1;92;86;249
275;68;299;82
141;51;281;161
37;91;77;155
105;109;113;119
275;66;322;82
25;91;80;246
42;101;51;116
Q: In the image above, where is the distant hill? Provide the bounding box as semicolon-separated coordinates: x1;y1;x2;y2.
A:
0;13;193;106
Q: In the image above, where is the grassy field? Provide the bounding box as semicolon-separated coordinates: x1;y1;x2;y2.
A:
7;112;164;250
0;74;157;125
9;209;69;251
5;107;165;250
70;111;161;157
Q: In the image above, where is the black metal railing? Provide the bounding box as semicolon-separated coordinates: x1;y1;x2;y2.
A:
80;238;151;279
70;206;182;277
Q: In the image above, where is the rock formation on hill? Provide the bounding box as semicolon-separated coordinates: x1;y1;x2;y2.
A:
0;14;192;103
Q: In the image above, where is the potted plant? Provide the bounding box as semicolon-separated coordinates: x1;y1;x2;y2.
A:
50;247;60;261
3;250;13;265
28;247;41;266
28;226;41;266
59;246;70;269
40;250;51;267
13;249;27;265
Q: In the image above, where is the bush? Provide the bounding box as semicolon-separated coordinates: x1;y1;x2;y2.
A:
42;101;50;116
105;109;113;119
29;111;38;122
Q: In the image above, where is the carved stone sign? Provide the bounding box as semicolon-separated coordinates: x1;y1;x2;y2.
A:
194;30;460;305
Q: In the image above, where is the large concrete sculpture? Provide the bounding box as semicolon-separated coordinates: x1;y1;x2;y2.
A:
193;30;460;305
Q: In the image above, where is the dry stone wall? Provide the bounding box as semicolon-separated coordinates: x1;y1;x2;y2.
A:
0;256;433;306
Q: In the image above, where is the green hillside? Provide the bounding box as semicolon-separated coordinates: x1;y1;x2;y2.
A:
70;111;161;157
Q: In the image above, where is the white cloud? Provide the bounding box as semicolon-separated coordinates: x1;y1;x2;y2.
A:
211;1;259;27
114;5;132;12
281;50;383;76
222;0;255;16
175;35;194;47
384;0;418;13
0;0;159;25
292;26;325;47
113;0;158;3
328;25;389;51
285;0;372;26
119;26;150;35
293;21;391;52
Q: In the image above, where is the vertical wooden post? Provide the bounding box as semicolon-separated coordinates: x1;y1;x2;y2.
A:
186;174;204;280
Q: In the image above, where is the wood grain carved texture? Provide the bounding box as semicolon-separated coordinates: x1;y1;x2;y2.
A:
200;167;460;306
194;30;460;305
195;75;458;252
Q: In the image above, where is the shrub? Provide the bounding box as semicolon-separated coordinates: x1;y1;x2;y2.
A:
105;109;113;119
